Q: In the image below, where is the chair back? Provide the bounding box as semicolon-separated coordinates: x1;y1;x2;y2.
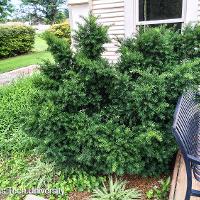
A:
173;91;200;180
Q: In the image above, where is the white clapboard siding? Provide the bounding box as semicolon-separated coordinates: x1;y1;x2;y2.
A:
97;21;124;26
104;43;119;48
198;0;200;20
96;17;124;24
93;0;123;5
108;25;125;30
102;52;120;61
93;7;124;15
92;0;125;61
93;2;124;10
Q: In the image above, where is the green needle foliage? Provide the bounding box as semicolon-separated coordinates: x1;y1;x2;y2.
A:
74;14;110;60
24;15;200;177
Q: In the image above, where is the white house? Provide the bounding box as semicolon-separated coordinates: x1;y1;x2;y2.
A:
68;0;199;61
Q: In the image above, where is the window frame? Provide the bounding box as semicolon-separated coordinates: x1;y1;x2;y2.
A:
135;0;187;26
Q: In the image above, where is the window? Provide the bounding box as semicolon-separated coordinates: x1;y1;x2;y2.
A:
137;0;186;26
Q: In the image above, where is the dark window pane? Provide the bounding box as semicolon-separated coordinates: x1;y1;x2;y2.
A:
139;0;183;21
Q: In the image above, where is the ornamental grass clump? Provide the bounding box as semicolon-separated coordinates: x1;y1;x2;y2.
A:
91;177;141;200
24;15;200;176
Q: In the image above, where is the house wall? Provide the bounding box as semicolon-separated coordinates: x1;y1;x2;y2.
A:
198;0;200;20
69;0;199;62
68;0;90;34
185;0;199;24
92;0;125;61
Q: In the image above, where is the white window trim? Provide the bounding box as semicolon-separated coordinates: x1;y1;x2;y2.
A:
137;18;184;26
125;0;199;37
124;0;136;37
135;0;187;26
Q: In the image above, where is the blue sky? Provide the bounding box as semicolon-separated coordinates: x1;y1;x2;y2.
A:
11;0;21;6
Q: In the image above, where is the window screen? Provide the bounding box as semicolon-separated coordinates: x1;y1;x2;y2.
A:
139;23;182;31
139;0;183;21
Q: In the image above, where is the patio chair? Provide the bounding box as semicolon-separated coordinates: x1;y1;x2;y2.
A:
173;91;200;200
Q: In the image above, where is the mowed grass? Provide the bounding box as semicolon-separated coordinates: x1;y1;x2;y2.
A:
33;35;49;52
0;52;53;73
0;35;53;74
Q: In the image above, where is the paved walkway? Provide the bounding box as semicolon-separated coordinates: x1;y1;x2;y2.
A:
0;65;38;85
25;195;47;200
169;152;200;200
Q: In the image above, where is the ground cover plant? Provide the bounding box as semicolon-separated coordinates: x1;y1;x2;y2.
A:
24;14;200;179
146;177;171;200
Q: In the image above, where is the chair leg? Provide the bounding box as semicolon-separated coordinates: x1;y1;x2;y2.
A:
184;160;192;200
185;185;191;200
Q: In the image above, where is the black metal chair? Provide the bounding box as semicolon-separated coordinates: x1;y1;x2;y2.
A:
173;91;200;200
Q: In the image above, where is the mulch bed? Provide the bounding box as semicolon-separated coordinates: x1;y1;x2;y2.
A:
69;192;90;200
69;175;165;200
125;175;163;199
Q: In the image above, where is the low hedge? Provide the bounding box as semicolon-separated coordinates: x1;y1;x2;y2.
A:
0;25;35;58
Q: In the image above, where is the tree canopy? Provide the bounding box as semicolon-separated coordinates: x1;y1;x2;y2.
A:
0;0;13;22
21;0;67;24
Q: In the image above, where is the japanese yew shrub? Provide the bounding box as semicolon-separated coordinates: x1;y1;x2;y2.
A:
174;24;200;61
73;14;110;60
24;16;200;176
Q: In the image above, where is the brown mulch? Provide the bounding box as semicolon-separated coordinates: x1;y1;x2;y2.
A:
69;192;90;200
124;175;163;200
69;175;165;200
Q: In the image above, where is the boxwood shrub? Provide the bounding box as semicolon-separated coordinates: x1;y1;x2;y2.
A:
0;25;35;58
24;15;200;176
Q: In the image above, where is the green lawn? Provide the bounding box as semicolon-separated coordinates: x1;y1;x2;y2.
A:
33;35;49;52
0;35;53;74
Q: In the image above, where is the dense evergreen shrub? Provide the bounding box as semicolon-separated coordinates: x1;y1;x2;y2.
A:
174;24;200;60
118;25;200;74
118;27;179;74
24;16;200;176
73;14;110;60
42;33;73;81
0;25;35;58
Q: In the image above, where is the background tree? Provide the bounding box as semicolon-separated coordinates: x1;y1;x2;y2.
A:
55;9;69;23
0;0;13;22
21;0;68;24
